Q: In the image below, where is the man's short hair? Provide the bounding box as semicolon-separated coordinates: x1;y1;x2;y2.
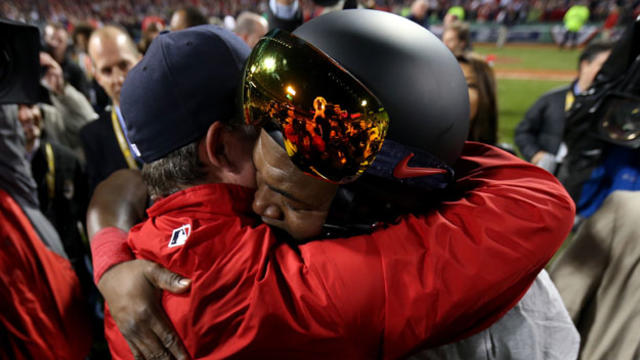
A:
142;123;257;199
234;12;267;36
142;141;206;199
579;40;614;64
177;6;209;28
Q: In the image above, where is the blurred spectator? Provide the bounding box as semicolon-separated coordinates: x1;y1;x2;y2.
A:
0;104;92;359
43;22;91;97
514;41;612;173
560;1;590;49
444;3;466;25
267;0;303;32
81;26;142;195
601;4;619;40
550;191;640;360
442;21;471;56
407;0;429;28
39;51;98;163
496;4;518;48
458;53;497;145
234;11;269;48
169;6;208;31
138;16;165;54
15;103;91;292
71;22;94;79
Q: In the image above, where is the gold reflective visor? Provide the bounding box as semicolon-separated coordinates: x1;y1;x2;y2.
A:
242;29;389;183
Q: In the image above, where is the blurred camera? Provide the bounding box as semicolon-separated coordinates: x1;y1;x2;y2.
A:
0;18;41;105
566;18;640;149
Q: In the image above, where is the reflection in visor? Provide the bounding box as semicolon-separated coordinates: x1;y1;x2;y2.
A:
242;29;389;183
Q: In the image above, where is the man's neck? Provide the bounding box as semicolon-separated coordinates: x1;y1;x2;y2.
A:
575;79;589;95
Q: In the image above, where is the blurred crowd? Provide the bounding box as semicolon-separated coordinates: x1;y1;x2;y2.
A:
4;0;640;32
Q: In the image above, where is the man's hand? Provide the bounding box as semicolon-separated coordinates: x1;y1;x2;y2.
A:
98;259;192;360
531;150;549;165
39;52;65;95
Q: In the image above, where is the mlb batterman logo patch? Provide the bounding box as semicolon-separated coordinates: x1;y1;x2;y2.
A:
169;224;191;248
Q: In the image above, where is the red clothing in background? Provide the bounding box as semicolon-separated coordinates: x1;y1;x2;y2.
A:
0;189;91;360
103;142;575;359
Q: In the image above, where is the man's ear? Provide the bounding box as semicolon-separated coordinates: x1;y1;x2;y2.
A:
203;121;232;170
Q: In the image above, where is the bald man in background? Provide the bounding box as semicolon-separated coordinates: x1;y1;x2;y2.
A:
80;26;142;195
233;12;269;48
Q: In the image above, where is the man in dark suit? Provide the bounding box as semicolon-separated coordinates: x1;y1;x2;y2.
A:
17;103;91;289
514;41;613;173
81;26;142;195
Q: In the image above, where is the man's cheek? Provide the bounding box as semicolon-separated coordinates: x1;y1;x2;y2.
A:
290;212;325;240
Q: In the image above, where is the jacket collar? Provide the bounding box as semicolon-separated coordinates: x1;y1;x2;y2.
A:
147;183;255;219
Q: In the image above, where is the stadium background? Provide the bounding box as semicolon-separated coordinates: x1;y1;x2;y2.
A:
4;0;634;151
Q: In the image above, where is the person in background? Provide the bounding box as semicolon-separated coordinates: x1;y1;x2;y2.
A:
442;21;471;56
266;0;303;32
601;4;619;40
458;53;497;145
0;31;92;354
72;23;111;112
80;26;142;195
444;2;466;25
561;1;590;49
514;41;613;173
496;4;518;48
15;103;90;285
44;22;91;97
71;22;94;80
233;11;269;48
169;6;208;31
38;51;98;163
138;16;165;54
551;191;640;360
407;0;429;28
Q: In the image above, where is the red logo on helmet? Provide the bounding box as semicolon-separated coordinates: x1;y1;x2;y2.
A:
393;153;447;179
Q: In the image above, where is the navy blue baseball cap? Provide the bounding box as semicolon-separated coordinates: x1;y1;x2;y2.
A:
120;25;251;163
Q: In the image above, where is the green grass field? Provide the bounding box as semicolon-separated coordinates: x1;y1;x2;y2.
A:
496;79;566;145
474;44;581;71
472;44;580;146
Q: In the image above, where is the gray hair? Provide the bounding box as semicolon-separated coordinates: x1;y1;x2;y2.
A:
142;141;207;199
142;122;258;199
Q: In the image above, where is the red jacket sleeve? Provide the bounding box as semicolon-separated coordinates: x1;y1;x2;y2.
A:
0;190;92;360
294;142;575;358
90;227;133;284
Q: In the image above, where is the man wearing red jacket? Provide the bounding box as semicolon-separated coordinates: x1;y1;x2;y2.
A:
90;15;575;360
0;21;91;360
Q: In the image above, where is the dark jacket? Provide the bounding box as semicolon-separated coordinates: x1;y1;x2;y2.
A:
80;108;139;195
30;140;95;294
266;2;303;32
31;140;88;261
514;84;572;161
